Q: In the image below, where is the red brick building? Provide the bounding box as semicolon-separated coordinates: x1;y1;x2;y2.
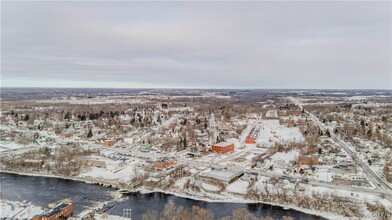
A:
297;156;319;166
33;200;73;220
245;136;256;144
104;140;116;147
211;142;234;154
154;157;174;169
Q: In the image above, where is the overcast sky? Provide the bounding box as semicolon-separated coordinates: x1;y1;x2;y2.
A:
1;1;391;89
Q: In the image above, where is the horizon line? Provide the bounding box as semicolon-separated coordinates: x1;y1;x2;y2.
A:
1;86;391;91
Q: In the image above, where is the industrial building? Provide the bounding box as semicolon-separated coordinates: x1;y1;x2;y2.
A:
202;169;244;184
245;136;255;144
211;142;234;154
32;199;73;220
154;157;174;169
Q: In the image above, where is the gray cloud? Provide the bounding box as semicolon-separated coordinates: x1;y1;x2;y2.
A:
1;1;391;89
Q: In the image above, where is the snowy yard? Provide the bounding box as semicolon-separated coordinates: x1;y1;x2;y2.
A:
227;180;249;194
0;200;44;219
271;150;300;163
256;120;304;147
79;166;142;181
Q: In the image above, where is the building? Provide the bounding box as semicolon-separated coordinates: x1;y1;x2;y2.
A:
241;172;258;181
33;199;73;220
286;110;302;116
202;169;243;184
80;155;126;170
211;142;234;154
139;144;153;152
104;140;116;147
245;136;255;144
297;117;308;126
297;156;320;166
154;157;174;169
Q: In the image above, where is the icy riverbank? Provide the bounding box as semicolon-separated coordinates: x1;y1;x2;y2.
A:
1;171;333;219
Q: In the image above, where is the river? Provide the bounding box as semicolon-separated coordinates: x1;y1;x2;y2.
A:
0;173;324;219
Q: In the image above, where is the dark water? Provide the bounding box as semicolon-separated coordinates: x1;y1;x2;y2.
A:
1;173;324;219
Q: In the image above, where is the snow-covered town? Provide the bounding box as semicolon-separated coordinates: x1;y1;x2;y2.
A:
1;88;391;219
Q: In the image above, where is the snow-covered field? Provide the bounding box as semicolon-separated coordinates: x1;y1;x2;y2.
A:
227;179;249;194
79;166;142;181
256;120;304;147
201;182;221;192
271;150;300;163
0;199;44;219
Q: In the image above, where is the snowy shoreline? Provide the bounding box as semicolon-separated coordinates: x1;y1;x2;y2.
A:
138;188;338;220
1;170;337;220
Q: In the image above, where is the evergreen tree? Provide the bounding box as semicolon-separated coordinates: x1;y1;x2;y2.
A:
87;128;93;138
89;113;96;120
24;114;30;121
64;112;71;121
360;119;365;127
326;129;331;137
318;129;323;136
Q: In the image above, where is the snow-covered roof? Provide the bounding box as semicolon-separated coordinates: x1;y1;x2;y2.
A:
212;142;233;147
203;169;243;182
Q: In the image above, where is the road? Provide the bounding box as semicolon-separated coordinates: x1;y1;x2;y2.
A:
110;147;164;160
209;113;218;145
239;119;259;143
0;146;40;158
290;97;392;195
177;155;392;199
308;111;392;192
214;147;251;164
